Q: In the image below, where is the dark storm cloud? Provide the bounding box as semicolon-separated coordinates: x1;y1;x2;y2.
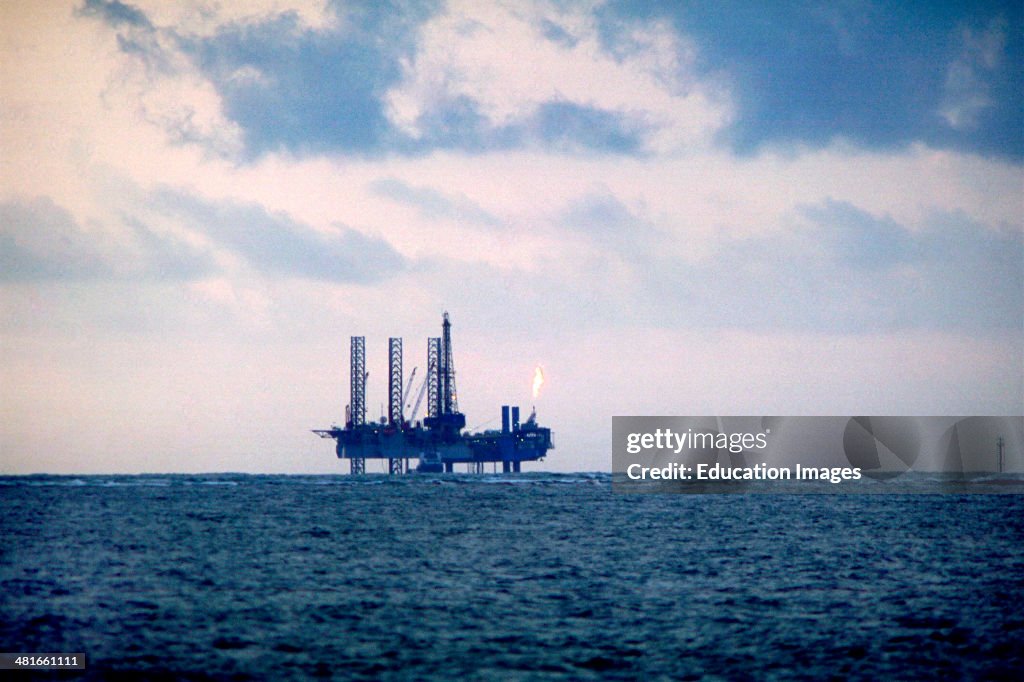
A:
601;0;1023;161
151;190;406;283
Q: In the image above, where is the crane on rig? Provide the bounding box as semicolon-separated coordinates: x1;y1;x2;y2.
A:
409;374;429;422
402;367;417;420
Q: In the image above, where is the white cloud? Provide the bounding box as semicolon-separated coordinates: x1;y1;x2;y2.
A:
129;0;335;36
105;35;246;159
384;0;731;153
940;18;1007;131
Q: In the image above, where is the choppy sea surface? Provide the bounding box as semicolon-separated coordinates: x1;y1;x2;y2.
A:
2;473;1022;680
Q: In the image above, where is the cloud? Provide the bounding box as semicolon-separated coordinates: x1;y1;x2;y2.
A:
369;177;503;228
150;190;406;283
128;0;336;35
0;196;211;281
482;191;1022;335
385;1;730;155
601;1;1024;160
78;0;1022;162
940;17;1007;130
133;0;725;158
798;199;916;270
401;192;1020;338
556;190;663;263
530;101;646;154
74;0;247;159
175;2;438;157
663;199;1024;333
559;191;640;234
0;198;115;280
911;209;1023;328
0;184;405;288
79;0;152;29
182;17;393;155
75;0;435;159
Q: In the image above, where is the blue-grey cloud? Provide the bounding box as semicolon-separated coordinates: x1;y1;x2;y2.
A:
539;18;579;49
151;190;405;283
78;0;437;157
121;216;215;280
601;0;1024;161
407;97;645;155
0;198;114;280
799;199;917;270
531;101;645;154
179;2;437;157
80;0;1022;161
543;191;1022;333
557;191;663;260
0;197;210;282
655;199;1024;332
940;17;1009;131
80;1;650;158
369;178;503;228
79;0;152;29
560;192;639;234
910;209;1023;328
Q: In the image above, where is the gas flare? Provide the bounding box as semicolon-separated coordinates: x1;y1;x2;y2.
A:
532;365;545;399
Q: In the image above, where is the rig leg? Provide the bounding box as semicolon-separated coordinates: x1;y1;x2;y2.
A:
350;458;365;475
502;461;511;473
513;460;521;473
444;462;453;473
388;458;404;475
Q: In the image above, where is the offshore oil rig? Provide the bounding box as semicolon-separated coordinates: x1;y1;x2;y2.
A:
313;313;553;474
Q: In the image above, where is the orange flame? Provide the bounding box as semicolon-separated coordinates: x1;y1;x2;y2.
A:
532;365;545;399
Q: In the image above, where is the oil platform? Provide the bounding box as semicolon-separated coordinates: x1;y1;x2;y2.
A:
313;313;553;474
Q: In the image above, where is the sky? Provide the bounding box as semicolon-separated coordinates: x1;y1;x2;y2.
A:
1;0;1022;474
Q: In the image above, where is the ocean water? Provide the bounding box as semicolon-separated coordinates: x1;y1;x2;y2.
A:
2;473;1022;680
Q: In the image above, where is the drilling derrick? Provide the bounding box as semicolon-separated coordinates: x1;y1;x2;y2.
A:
425;312;465;438
387;337;405;474
349;336;366;427
426;337;440;419
388;338;403;426
348;336;366;475
440;312;459;415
